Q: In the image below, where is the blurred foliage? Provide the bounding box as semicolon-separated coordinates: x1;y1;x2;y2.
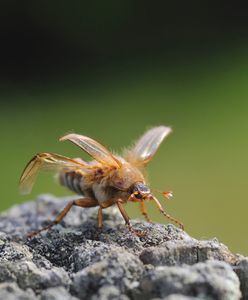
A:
0;1;248;255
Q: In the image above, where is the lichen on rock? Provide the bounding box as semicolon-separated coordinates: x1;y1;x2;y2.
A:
0;194;246;299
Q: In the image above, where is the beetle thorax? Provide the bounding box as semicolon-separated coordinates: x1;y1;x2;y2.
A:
110;160;145;191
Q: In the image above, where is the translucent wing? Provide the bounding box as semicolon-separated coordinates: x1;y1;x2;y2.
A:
60;133;122;168
126;126;172;166
19;152;87;194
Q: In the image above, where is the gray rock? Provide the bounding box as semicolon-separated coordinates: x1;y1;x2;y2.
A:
0;260;70;292
70;240;124;271
134;261;241;300
72;250;143;299
155;296;202;300
0;194;246;299
0;282;36;300
40;287;77;300
234;258;248;300
139;239;237;267
91;285;130;300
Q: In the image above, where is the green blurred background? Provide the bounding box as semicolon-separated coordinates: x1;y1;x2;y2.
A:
1;1;248;254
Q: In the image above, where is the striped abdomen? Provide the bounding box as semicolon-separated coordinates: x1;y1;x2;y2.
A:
59;171;87;196
59;169;128;204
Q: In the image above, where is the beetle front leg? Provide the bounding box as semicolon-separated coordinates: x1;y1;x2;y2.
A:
150;195;184;230
140;201;152;223
116;199;146;237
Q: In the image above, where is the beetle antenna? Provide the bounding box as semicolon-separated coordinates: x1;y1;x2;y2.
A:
152;188;173;200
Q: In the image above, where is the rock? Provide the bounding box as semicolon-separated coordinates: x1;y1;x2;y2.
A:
234;258;248;300
90;285;130;300
134;261;241;300
0;260;70;292
161;296;203;300
139;239;237;267
72;250;143;299
0;282;36;300
0;194;246;299
40;287;77;300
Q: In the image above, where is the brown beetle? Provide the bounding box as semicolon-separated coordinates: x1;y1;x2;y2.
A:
19;126;184;237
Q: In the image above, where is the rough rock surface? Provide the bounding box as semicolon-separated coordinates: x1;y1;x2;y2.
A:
0;194;246;300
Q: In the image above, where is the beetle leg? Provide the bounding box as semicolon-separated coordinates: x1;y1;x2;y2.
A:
28;197;98;238
140;201;152;223
97;207;103;229
95;199;116;230
150;195;184;230
116;199;146;237
100;198;115;208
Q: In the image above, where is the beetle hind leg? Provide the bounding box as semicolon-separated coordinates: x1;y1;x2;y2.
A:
27;197;98;238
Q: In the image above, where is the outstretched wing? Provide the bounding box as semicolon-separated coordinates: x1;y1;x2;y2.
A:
125;126;172;166
60;133;122;168
19;152;87;194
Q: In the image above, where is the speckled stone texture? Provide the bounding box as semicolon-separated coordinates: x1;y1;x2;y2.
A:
0;194;246;300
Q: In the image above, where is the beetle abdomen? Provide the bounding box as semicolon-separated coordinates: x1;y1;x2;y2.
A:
59;171;85;195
